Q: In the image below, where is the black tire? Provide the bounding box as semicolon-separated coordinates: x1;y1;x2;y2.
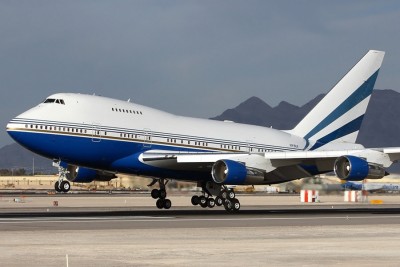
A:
156;199;164;209
151;189;160;199
191;195;199;205
61;181;70;193
163;199;172;209
54;181;61;192
220;190;228;199
199;196;207;208
224;199;233;211
159;189;167;199
232;199;240;211
227;189;235;200
207;198;215;208
215;196;223;206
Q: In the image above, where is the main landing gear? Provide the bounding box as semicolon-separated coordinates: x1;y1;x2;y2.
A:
191;182;241;212
149;178;171;209
54;162;71;193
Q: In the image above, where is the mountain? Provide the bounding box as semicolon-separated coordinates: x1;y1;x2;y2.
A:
212;94;325;130
358;89;400;147
1;89;400;173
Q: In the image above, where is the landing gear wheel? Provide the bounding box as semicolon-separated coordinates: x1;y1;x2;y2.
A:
224;199;233;211
220;190;228;199
191;195;199;206
232;199;240;211
151;189;160;199
54;181;62;192
227;189;235;200
207;198;215;208
215;196;223;206
61;181;70;193
163;199;172;209
199;196;207;208
159;189;167;199
156;199;165;209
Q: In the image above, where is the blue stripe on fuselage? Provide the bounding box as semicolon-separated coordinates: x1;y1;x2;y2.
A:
7;130;212;181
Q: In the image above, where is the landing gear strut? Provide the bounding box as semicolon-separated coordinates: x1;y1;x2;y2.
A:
54;162;71;193
149;178;171;209
191;182;241;212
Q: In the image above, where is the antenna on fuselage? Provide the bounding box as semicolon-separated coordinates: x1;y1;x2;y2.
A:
127;98;131;102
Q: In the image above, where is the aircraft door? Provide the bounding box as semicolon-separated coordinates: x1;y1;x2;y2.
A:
142;128;152;148
246;139;254;153
91;123;101;143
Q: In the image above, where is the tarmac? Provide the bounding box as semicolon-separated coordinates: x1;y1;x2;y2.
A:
1;192;400;266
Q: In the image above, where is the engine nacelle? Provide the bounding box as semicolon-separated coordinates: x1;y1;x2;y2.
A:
334;155;386;181
66;165;116;183
211;159;265;185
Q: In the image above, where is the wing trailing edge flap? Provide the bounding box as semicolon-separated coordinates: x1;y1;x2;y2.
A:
382;147;400;163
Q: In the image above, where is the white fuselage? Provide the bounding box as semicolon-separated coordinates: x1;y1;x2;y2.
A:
7;93;364;184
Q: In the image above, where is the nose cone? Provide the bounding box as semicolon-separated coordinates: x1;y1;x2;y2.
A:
6;117;25;144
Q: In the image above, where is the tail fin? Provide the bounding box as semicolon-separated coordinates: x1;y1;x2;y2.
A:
290;50;385;150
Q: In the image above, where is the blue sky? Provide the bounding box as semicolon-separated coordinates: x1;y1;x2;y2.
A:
1;1;400;146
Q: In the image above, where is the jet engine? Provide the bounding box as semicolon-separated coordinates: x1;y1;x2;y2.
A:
66;165;116;183
211;159;265;185
334;155;386;181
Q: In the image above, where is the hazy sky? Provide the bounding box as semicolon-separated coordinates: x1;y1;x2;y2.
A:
1;1;400;147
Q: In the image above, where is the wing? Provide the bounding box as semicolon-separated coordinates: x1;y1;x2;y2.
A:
141;148;400;184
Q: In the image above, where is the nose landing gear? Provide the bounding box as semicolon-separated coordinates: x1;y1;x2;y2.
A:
54;163;71;193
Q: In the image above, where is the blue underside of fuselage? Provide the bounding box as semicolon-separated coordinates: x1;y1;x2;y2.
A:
8;131;213;181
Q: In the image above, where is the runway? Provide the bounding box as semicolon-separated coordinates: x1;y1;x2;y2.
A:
1;194;400;266
1;206;400;231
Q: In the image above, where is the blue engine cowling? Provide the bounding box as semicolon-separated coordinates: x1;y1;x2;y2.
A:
334;155;386;181
66;165;116;183
211;159;265;185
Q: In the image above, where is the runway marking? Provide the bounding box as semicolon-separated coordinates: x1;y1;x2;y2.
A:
0;215;399;224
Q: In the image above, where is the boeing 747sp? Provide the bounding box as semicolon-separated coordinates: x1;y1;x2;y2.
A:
7;50;400;211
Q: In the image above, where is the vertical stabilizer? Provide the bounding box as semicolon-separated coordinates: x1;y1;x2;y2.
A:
290;50;385;150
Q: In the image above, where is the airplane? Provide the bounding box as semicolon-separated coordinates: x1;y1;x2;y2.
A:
341;181;400;192
6;50;400;212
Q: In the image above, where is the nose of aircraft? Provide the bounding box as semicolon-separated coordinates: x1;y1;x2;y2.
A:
6;117;20;141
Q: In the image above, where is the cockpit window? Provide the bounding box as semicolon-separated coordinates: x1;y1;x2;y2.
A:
43;98;65;105
44;98;56;103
